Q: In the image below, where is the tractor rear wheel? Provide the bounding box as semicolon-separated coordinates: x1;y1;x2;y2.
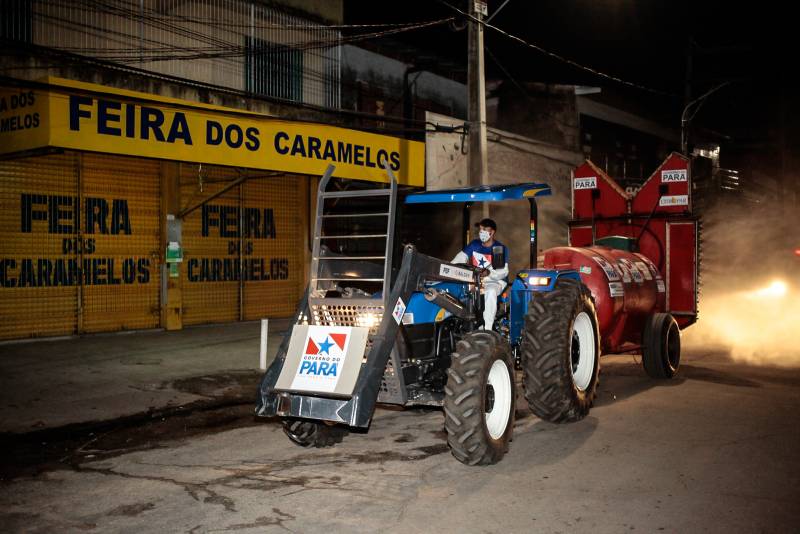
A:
642;313;681;379
522;278;600;423
444;331;515;465
282;419;348;448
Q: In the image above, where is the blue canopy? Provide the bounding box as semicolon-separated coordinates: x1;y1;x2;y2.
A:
404;183;552;204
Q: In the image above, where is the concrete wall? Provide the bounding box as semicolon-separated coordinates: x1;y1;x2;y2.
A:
425;112;583;274
341;45;467;119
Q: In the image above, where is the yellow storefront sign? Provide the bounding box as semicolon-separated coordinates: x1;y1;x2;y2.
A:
0;77;425;186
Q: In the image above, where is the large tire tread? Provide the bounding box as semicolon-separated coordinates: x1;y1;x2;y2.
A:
444;331;515;466
522;278;600;423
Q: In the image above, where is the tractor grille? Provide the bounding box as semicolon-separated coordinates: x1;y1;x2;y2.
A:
310;303;384;334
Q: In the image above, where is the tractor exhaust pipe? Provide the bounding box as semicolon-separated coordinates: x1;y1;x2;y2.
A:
424;288;470;319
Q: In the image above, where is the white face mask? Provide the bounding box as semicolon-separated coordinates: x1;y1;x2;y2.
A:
479;230;491;243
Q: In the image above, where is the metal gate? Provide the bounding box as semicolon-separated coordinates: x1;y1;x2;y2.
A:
180;164;306;325
0;152;161;340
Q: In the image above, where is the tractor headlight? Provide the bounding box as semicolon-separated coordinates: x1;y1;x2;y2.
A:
528;276;551;286
356;312;381;328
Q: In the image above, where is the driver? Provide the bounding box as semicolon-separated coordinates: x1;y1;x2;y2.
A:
451;218;509;330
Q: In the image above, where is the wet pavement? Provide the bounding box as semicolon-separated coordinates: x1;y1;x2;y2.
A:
2;351;799;533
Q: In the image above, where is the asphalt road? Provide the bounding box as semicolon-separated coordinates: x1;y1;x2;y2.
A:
2;350;799;533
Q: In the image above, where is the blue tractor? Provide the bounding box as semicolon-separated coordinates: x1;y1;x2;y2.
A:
257;165;599;465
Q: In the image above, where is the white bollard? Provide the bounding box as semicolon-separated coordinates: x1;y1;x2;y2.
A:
259;318;269;370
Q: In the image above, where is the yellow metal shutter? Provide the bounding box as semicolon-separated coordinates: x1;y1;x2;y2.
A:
79;154;161;333
180;165;306;325
242;175;305;319
0;153;79;340
180;164;240;325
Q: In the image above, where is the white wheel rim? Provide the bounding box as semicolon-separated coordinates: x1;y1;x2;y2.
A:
485;359;512;440
570;312;596;392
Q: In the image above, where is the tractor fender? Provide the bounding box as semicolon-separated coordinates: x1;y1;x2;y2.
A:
509;269;581;345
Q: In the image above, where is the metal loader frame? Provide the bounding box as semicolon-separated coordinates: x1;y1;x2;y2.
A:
256;165;481;428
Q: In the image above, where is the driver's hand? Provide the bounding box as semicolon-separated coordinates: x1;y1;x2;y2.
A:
479;268;490;279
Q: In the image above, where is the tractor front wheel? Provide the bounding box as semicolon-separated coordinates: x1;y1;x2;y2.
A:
522;278;600;423
444;331;515;465
282;419;348;448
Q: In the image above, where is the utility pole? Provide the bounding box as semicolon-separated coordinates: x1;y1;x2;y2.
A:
468;0;488;188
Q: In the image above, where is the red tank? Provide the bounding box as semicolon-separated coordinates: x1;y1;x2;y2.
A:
543;246;666;353
556;152;699;354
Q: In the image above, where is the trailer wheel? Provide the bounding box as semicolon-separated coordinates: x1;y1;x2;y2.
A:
444;331;515;465
522;278;600;423
642;313;681;379
282;419;348;448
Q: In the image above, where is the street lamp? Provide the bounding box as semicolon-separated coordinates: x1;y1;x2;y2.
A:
681;81;731;155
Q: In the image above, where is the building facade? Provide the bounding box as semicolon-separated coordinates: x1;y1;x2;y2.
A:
0;0;424;341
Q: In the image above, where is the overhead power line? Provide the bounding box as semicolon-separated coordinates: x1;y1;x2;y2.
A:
437;0;678;98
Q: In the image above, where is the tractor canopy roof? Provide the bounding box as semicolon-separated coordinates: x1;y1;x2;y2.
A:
404;183;552;204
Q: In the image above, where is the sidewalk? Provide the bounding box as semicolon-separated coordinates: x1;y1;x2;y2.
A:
0;320;290;434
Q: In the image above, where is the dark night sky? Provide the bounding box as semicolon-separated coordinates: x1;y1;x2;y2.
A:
344;1;794;149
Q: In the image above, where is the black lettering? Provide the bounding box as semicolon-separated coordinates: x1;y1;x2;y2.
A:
365;147;376;168
206;120;223;145
167;112;192;145
307;136;322;159
376;149;389;168
244;208;260;238
390;152;401;171
97;99;122;136
220;206;237;238
1;259;16;287
140;107;165;141
201;258;210;281
290;135;306;157
122;258;136;283
49;195;73;234
37;258;52;287
67;259;80;286
111;199;131;235
245;127;260;151
274;132;290;154
137;258;150;283
280;258;289;280
224;124;243;148
19;259;34;287
125;103;136;137
211;259;222;282
337;142;352;164
187;258;198;282
108;258;121;284
85;197;109;234
32;112;39;128
21;193;47;232
93;258;106;285
323;140;336;161
201;205;219;237
52;259;68;286
354;144;365;166
223;258;233;281
69;95;92;131
264;209;276;238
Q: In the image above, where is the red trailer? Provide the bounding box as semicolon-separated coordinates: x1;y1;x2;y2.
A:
543;152;699;378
